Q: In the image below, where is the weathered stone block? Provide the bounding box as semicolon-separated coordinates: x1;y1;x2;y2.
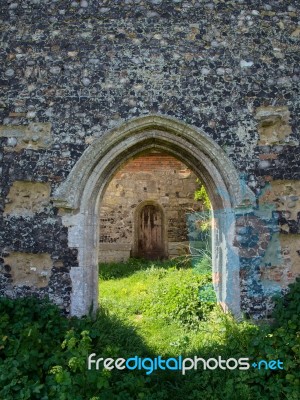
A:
255;106;295;146
4;252;52;288
258;180;300;221
4;181;51;216
0;123;52;152
279;234;300;277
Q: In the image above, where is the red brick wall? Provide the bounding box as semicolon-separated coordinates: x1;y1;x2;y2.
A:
114;153;188;175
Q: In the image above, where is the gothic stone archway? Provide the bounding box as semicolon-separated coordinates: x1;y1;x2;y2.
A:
52;115;255;317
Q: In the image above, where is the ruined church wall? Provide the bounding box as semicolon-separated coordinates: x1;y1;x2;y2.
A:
0;0;300;317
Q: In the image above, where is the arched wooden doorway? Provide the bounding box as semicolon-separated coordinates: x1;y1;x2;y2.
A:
136;202;166;260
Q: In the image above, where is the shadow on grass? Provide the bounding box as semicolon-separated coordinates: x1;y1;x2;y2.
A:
81;306;154;358
78;305;265;400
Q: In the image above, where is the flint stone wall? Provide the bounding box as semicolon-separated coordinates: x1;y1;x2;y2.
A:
0;0;300;317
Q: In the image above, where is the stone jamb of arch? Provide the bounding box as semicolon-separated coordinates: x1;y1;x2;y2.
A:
52;115;256;318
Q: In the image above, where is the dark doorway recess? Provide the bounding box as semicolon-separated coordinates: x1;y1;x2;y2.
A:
138;204;165;260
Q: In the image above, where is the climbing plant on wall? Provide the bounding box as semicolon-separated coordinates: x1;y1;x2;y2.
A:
194;179;211;211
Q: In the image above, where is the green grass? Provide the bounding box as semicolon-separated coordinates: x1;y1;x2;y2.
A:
99;258;227;356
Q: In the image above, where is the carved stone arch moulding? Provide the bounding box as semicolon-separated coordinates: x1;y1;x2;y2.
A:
52;115;255;317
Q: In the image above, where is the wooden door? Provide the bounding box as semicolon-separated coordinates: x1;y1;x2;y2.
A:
138;204;164;260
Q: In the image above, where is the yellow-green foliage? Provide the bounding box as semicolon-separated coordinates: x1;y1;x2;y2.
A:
194;180;211;210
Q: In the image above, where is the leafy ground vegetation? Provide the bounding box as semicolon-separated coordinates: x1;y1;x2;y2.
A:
0;259;299;400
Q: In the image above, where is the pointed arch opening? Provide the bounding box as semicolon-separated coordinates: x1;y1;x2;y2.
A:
52;115;255;317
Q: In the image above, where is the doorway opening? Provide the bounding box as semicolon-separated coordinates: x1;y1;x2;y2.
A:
136;202;165;260
98;151;214;350
98;151;206;264
97;152;215;346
